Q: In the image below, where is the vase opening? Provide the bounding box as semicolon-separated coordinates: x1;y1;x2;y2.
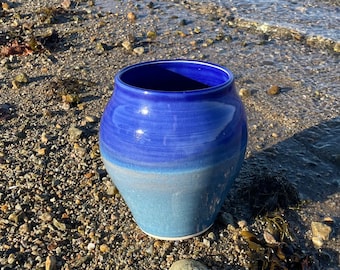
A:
118;60;231;92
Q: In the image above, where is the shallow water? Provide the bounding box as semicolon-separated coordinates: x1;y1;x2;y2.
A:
199;0;340;41
96;0;340;42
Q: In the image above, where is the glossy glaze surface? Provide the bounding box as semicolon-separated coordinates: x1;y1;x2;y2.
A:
99;60;247;239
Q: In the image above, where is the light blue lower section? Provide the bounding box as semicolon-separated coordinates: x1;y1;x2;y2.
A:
102;149;244;239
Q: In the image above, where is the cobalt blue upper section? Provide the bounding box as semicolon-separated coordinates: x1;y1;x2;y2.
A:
99;60;247;170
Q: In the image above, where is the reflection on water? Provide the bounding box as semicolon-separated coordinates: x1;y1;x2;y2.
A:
96;0;339;41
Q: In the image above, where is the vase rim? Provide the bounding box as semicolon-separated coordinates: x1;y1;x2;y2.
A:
115;59;234;95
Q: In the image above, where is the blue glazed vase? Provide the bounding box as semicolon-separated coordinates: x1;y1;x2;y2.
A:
99;60;247;240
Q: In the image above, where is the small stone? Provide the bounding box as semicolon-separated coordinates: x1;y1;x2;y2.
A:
95;42;105;54
68;126;82;142
45;255;57;270
237;220;247;229
127;12;136;22
145;244;154;255
267;85;281;95
333;42;340;53
12;80;20;89
52;218;66;231
106;182;118;196
215;32;225;41
202;238;210;247
312;237;324;248
193;27;201;34
73;143;86;157
133;46;145;55
311;221;332;248
7;253;16;264
239;88;251;97
99;244;110;253
170;259;208;270
122;40;132;51
62;94;79;104
1;204;9;212
2;2;10;10
146;30;157;39
263;230;278;245
41;132;48;144
87;242;96;251
207;232;216;241
202;38;214;47
40;213;52;222
85;115;97;123
176;30;186;38
19;223;30;233
36;148;46;156
8;211;25;223
271;132;279;138
153;240;162;249
14;73;29;83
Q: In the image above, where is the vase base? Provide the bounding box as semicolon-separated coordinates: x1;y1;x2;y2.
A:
139;223;213;241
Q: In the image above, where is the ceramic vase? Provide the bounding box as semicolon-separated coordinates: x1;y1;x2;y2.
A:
99;60;247;240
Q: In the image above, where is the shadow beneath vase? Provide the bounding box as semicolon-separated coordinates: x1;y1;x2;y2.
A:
212;116;340;269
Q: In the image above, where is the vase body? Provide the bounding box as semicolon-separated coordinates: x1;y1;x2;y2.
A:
99;60;247;240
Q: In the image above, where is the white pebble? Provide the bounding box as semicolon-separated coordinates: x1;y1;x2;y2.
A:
87;242;96;251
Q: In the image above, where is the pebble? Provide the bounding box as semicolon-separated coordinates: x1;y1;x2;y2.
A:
11;80;20;89
52;218;67;231
95;42;105;54
19;223;30;233
14;72;29;83
45;255;57;270
202;238;210;247
237;220;248;229
122;40;133;51
106;181;118;196
85;115;97;123
145;244;154;255
239;88;251;97
41;132;48;144
8;211;25;223
311;221;332;248
170;259;208;270
87;242;96;251
146;30;157;39
207;232;216;241
7;254;16;265
127;12;136;22
267;85;281;95
99;244;110;253
40;213;53;222
68;126;83;142
271;132;279;138
133;46;145;55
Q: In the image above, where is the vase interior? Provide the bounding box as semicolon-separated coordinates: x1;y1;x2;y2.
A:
119;61;230;92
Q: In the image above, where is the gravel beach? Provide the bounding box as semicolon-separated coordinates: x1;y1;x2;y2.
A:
1;0;339;269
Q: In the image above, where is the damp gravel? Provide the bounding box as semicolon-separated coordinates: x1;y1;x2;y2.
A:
0;0;339;269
